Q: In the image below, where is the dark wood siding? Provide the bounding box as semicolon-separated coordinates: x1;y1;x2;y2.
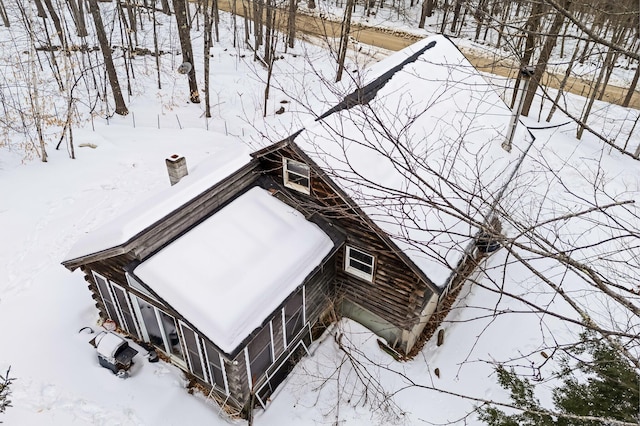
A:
305;252;337;327
257;146;433;331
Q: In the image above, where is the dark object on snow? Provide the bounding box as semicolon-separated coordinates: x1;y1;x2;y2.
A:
475;232;501;253
139;342;159;363
78;326;94;334
95;332;138;378
275;106;285;115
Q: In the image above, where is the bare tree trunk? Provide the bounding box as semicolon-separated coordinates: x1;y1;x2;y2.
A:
33;0;48;18
124;0;138;46
242;1;250;47
510;0;543;108
286;0;296;48
253;0;264;56
116;0;134;96
449;0;462;34
0;0;8;27
160;0;171;14
67;0;87;36
173;0;200;103
42;0;66;45
597;26;627;101
623;65;640;107
577;49;609;139
212;0;220;42
204;0;213;118
546;40;581;122
88;0;129;115
418;0;434;28
264;0;273;63
263;0;277;117
439;0;449;34
473;0;487;41
153;3;162;89
521;0;569;117
336;0;354;82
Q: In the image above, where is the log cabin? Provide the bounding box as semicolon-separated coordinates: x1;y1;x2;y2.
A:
62;34;522;418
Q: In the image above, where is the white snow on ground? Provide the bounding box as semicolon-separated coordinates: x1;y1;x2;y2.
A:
1;4;639;426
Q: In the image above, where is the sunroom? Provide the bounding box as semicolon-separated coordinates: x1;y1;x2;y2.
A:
89;186;339;413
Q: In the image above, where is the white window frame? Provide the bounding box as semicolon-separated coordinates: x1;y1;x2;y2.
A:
131;295;186;368
344;246;375;282
110;281;142;339
179;321;208;382
202;344;230;395
92;271;125;326
282;158;310;194
125;272;162;304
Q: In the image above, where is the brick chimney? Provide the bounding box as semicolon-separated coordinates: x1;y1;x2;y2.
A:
166;154;188;186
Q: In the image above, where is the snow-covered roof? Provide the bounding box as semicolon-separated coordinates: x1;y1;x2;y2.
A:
63;143;251;263
289;34;523;287
133;187;334;354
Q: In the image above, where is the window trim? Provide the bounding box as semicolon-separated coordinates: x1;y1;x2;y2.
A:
110;281;142;339
132;295;186;367
92;271;125;327
344;246;375;282
203;342;230;395
179;321;208;382
282;157;310;194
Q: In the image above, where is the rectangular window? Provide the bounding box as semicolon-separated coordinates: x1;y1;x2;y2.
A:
134;297;184;363
247;326;273;385
345;246;375;282
284;290;304;345
93;272;123;328
283;158;310;194
180;322;206;381
203;341;228;392
110;283;141;340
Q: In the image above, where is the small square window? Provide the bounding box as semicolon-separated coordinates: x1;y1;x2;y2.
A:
283;158;310;194
345;246;375;282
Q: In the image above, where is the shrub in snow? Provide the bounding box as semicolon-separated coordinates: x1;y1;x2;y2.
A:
478;333;640;426
0;367;14;421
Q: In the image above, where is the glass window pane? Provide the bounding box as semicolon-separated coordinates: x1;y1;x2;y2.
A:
181;325;205;380
350;248;373;264
112;285;140;340
287;172;309;188
95;274;121;327
248;327;272;383
159;311;184;361
285;291;304;344
287;160;309;176
349;258;372;274
137;298;164;348
204;342;225;389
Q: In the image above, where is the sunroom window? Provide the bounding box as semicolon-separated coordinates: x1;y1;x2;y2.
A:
283;158;310;194
345;246;375;282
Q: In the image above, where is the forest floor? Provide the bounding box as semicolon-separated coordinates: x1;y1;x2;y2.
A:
217;0;640;110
